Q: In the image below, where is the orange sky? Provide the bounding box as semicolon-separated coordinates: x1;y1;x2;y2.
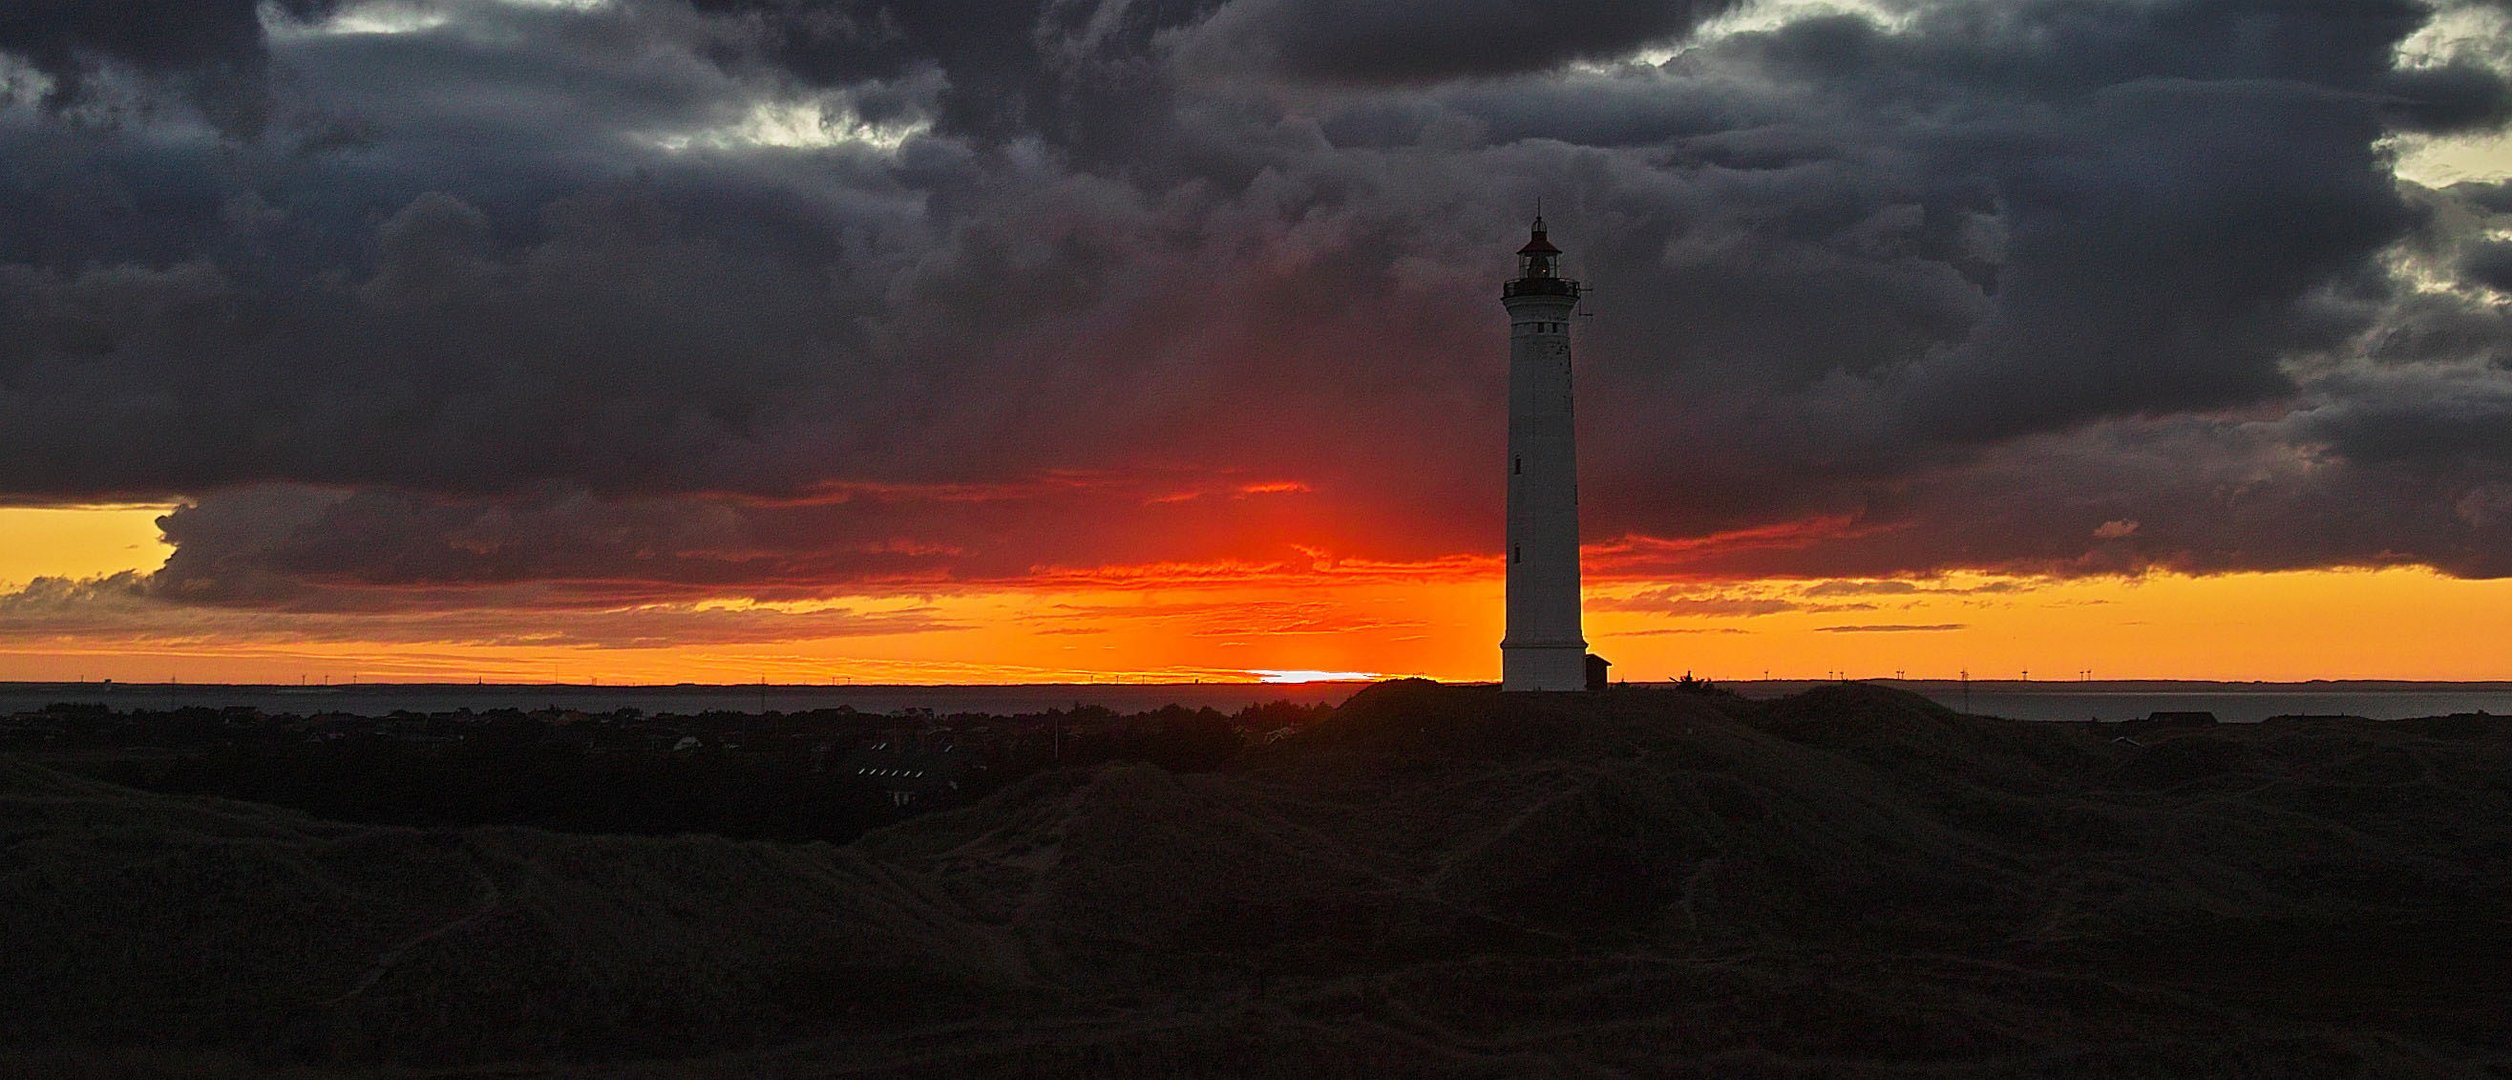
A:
7;503;2511;684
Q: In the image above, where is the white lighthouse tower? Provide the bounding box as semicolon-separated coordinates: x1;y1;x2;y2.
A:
1500;216;1588;691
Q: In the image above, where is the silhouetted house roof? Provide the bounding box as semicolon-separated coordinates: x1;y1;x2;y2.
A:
843;742;973;806
1584;653;1612;692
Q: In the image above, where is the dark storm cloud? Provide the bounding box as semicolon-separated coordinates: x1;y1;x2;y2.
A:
1543;0;2512;571
1171;0;1744;86
2291;366;2512;470
139;482;986;610
1613;410;2512;582
0;180;879;499
2467;240;2512;292
126;469;1364;612
0;566;950;646
1;0;2511;619
0;0;337;136
2455;179;2512;214
685;0;1227;164
1650;1;2455;442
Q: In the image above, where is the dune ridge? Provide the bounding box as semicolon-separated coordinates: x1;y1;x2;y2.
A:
5;682;2509;1077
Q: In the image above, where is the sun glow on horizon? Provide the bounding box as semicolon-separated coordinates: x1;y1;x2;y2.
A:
1249;669;1389;684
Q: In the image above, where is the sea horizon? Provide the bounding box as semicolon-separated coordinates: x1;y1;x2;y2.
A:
11;676;2512;724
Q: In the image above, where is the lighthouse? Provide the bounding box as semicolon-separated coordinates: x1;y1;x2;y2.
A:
1500;216;1587;691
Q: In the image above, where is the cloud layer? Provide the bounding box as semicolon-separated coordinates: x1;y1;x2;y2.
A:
3;0;2511;634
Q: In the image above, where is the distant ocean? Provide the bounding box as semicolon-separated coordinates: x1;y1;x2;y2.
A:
6;679;2510;724
1741;680;2512;723
0;680;1373;718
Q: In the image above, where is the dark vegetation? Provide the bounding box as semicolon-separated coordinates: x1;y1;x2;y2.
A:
4;681;2510;1077
6;699;1308;843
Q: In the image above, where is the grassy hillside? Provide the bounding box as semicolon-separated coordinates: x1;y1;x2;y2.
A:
6;682;2510;1076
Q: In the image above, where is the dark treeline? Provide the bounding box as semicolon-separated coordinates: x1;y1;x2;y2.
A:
4;698;1335;844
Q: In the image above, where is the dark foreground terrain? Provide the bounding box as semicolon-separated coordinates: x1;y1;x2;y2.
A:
5;682;2509;1077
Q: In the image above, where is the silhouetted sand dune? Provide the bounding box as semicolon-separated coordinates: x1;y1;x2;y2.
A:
6;683;2510;1076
